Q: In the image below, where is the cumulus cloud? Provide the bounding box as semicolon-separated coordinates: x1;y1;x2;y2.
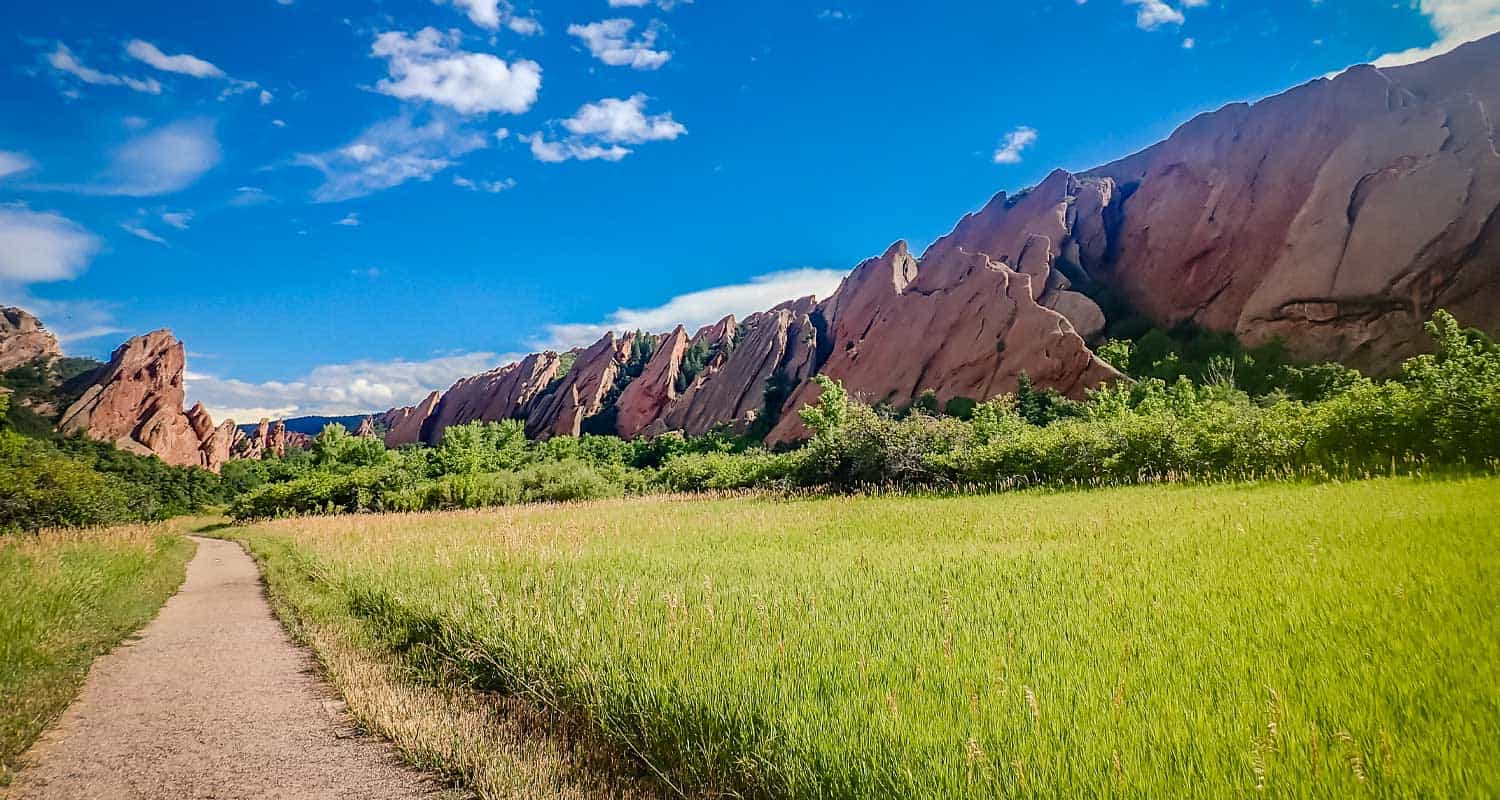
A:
434;0;542;34
124;40;224;78
992;126;1038;164
1367;0;1500;67
296;114;488;202
186;350;509;421
0;206;102;283
92;119;222;196
520;135;630;163
0;151;35;180
562;94;687;143
47;43;161;94
535;268;845;350
373;28;542;115
1125;0;1186;30
567;19;672;70
523;94;685;163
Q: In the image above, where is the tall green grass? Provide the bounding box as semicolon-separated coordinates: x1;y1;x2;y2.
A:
0;525;193;783
243;478;1500;798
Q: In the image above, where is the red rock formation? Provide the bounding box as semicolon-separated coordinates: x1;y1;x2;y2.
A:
58;330;231;469
0;306;60;371
382;391;441;447
525;332;636;438
654;298;820;437
419;351;562;444
371;37;1500;442
615;326;688;438
1085;34;1500;370
355;416;377;438
767;243;1120;443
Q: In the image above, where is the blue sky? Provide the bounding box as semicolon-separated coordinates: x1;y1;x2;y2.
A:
1;0;1495;421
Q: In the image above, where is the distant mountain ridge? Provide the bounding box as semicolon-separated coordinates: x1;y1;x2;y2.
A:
377;34;1500;448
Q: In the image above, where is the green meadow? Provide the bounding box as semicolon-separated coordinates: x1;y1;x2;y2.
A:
238;476;1500;798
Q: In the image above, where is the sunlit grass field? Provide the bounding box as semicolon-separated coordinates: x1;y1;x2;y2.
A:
240;477;1500;798
0;523;193;783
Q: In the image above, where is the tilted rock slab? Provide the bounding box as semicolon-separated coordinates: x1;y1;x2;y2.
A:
59;330;232;470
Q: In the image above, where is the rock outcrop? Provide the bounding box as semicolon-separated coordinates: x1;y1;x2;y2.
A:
381;391;441;448
525;333;637;438
1084;34;1500;371
615;326;688;439
765;242;1120;443
58;330;234;470
373;35;1499;444
0;306;61;372
651;298;820;437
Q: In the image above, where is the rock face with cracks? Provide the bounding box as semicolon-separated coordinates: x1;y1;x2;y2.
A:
58;330;235;471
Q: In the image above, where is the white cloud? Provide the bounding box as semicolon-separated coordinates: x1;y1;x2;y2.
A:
230;186;274;206
453;175;516;192
94;119;222;196
161;211;193;229
0;206;101;283
1125;0;1185;30
1182;36;1196;49
336;212;361;226
120;222;168;245
186;350;509;420
296;114;488;202
272;118;287;128
259;89;273;105
521;134;630;163
562;94;686;143
1368;0;1500;67
372;28;542;115
610;0;692;8
523;94;685;163
567;19;672;70
535;268;845;350
433;0;542;34
124;40;224;78
992;126;1038;164
494;127;511;141
0;151;36;180
48;43;161;94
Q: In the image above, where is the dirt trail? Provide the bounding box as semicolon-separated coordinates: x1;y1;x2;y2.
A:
8;536;459;800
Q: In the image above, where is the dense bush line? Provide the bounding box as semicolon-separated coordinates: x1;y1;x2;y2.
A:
0;394;230;533
227;311;1499;520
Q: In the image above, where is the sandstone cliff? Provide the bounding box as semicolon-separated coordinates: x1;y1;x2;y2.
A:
0;306;61;372
57;330;234;470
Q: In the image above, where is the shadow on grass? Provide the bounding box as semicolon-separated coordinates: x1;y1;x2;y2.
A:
192;521;238;534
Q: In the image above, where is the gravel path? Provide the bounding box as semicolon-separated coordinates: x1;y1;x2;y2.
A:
8;536;458;800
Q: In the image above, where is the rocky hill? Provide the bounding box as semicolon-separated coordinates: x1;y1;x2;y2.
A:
56;330;239;471
377;34;1500;448
0;307;60;372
